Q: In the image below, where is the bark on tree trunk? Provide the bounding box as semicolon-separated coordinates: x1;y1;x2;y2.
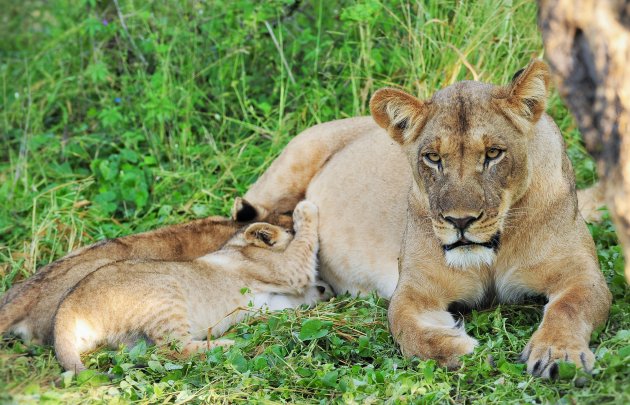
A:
538;0;630;283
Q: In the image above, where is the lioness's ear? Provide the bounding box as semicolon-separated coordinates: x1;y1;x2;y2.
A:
494;59;550;129
370;88;428;144
244;223;281;247
232;197;268;222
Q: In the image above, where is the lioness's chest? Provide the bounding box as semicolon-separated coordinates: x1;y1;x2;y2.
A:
449;266;542;312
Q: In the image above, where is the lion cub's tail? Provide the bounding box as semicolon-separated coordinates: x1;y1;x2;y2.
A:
236;117;374;221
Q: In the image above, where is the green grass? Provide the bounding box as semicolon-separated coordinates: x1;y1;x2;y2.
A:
0;0;628;403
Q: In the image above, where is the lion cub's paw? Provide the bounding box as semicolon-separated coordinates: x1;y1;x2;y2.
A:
521;330;595;378
293;200;318;231
178;339;235;359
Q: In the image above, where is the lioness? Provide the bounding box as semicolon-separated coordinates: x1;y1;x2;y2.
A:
233;60;611;378
53;201;330;372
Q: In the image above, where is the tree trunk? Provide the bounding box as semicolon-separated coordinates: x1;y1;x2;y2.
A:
538;0;630;283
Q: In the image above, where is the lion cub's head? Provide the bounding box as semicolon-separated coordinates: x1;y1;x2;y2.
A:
226;222;294;252
370;60;550;269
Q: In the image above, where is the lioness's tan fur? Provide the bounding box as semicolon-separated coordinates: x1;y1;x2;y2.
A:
236;60;611;378
53;201;328;372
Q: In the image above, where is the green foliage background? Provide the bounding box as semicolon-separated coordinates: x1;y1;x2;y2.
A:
0;0;628;403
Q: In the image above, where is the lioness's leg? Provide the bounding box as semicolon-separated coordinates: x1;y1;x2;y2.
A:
237;117;374;221
518;261;611;378
388;282;480;369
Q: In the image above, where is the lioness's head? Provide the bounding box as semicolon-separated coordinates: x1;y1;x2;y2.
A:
370;60;550;269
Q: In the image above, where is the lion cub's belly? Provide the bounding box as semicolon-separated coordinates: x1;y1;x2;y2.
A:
306;130;411;298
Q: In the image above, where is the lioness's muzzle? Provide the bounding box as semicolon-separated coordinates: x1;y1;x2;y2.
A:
443;232;501;252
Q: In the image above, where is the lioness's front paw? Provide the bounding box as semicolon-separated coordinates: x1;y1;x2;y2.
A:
293;200;318;230
521;329;595;378
397;323;478;369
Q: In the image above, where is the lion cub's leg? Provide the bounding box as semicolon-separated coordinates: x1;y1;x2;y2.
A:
278;200;319;290
136;297;229;358
242;201;320;294
168;339;235;359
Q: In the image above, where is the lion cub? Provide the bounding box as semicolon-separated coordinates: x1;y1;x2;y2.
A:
53;201;329;372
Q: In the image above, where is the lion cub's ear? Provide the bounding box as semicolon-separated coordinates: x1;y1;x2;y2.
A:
243;223;283;248
232;197;268;222
370;88;428;144
493;59;551;130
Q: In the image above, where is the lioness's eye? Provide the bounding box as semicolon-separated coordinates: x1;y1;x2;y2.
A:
486;148;503;160
425;153;441;164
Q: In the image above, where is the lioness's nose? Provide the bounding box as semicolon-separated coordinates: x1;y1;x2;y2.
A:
444;215;478;231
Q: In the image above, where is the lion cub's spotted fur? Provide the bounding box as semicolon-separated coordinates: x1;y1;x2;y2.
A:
53;201;329;372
